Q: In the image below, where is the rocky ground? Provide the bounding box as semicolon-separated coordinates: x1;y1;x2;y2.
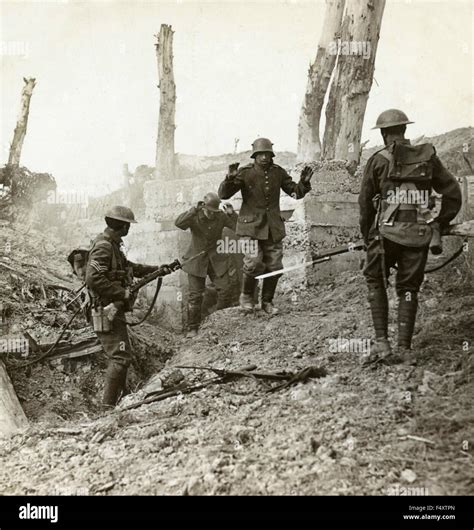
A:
1;262;472;496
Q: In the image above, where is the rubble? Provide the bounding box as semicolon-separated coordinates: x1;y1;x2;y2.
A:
0;262;472;494
0;221;175;421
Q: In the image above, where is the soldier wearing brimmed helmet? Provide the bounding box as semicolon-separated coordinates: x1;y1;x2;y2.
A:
175;192;238;338
85;206;165;407
218;138;314;315
359;110;461;365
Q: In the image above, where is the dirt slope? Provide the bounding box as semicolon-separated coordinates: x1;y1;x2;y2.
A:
1;266;472;496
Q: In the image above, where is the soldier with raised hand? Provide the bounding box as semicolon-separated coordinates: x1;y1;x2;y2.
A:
218;138;314;315
175;192;238;338
359;109;462;364
85;206;166;407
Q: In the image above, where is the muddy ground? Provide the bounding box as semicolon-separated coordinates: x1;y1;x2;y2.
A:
1;264;472;496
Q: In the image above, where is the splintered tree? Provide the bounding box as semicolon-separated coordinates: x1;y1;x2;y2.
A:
155;24;176;179
8;77;36;167
322;0;386;163
0;360;29;436
297;0;346;163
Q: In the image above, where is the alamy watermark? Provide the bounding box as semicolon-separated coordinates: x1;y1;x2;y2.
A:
0;41;30;57
0;335;29;357
328;337;371;355
386;187;430;209
328;39;371;60
386;484;429;496
47;189;89;207
216;237;258;257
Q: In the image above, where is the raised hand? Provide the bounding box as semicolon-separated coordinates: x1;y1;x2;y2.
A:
300;165;314;184
227;162;240;180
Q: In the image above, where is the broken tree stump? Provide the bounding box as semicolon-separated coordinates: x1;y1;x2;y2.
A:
8;77;36;167
155;24;176;180
297;0;346;162
323;0;386;163
0;360;28;436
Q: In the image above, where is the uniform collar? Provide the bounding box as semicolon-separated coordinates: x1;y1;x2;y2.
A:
104;227;123;245
198;209;218;223
253;161;274;174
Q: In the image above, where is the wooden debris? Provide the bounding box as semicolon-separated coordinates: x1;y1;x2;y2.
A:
94;481;116;493
403;434;436;445
0;360;28;436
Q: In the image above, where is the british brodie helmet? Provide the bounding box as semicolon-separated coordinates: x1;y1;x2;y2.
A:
104;205;138;223
372;109;414;130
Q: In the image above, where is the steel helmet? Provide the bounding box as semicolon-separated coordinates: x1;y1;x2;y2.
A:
251;138;275;158
203;192;221;212
104;205;137;223
372;109;414;129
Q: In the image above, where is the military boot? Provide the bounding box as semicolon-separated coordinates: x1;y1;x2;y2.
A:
240;274;256;311
103;363;127;408
363;286;400;365
261;276;280;315
397;291;418;365
186;302;201;339
367;285;389;340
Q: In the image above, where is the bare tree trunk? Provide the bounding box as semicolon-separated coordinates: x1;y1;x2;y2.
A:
8;77;36;167
155;25;176;179
322;0;386;163
297;0;346;163
0;361;28;436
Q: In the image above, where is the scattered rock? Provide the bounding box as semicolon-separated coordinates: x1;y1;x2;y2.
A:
401;469;417;483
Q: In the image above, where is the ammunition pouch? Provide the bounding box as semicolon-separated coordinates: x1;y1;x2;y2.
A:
379;222;433;248
91;306;112;333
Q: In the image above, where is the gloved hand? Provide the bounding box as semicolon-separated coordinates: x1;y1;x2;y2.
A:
300;165;314;184
223;203;234;215
226;163;240;180
123;288;137;313
160;265;172;275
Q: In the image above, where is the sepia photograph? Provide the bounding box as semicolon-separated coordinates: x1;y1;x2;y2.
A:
0;0;472;526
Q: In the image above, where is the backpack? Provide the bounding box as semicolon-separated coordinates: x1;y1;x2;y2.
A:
377;142;436;247
67;234;119;282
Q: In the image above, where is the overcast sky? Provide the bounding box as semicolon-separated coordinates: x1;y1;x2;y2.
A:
0;0;472;193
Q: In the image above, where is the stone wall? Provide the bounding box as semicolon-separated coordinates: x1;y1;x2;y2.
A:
137;159;364;330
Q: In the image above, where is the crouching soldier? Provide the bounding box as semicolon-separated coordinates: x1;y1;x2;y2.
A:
218;138;313;314
175;192;238;338
359;109;462;364
85;206;167;407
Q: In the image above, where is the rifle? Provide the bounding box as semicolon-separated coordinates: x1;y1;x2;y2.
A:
102;248;214;324
176;364;290;381
120;364;258;411
255;241;365;280
102;259;181;324
372;193;388;289
310;241;366;262
130;259;181;294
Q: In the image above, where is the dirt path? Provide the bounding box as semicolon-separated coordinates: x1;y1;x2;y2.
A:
1;272;472;495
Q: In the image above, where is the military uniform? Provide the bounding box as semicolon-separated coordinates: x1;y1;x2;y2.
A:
359;140;462;352
85;227;157;401
175;206;237;330
218;161;311;308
